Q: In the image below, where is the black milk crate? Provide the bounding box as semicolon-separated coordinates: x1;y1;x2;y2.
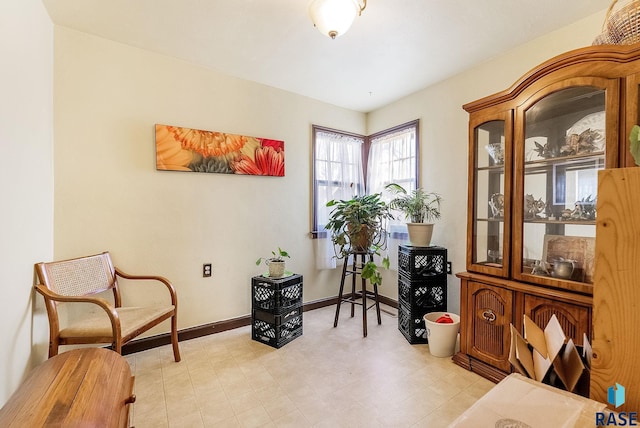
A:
398;245;447;281
252;307;303;349
398;302;428;344
251;274;303;314
398;276;447;313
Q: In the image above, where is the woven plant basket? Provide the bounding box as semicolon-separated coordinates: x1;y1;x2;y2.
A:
594;0;640;45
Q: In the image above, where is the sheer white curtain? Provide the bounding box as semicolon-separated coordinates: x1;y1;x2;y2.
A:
314;130;365;269
367;126;417;270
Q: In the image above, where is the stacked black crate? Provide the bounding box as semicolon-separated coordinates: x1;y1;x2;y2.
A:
251;274;303;348
398;245;447;344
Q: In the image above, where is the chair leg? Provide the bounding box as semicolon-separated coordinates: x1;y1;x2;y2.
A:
361;254;368;337
49;341;59;358
371;253;382;325
171;314;181;362
333;259;349;328
373;281;382;325
350;253;356;318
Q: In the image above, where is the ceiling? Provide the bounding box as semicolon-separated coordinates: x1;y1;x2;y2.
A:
42;0;609;113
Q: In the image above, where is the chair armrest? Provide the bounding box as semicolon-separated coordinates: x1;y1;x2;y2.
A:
34;284;121;326
114;268;178;306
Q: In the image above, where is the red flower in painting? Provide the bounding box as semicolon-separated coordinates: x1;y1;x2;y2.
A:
259;139;284;151
229;146;284;176
229;155;262;175
255;146;284;176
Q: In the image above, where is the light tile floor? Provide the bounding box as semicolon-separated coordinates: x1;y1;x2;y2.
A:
126;305;495;428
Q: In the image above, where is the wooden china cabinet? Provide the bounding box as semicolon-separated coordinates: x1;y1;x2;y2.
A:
453;43;640;383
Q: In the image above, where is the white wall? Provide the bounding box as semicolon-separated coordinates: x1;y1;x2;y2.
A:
0;0;53;405
52;27;364;332
368;10;607;314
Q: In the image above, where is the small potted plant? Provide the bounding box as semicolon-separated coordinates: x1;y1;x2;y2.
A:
325;193;393;286
256;247;290;278
385;183;442;247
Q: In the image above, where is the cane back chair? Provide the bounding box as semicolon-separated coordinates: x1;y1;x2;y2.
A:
35;252;181;362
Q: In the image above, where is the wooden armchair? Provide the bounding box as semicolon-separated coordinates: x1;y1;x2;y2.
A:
35;252;181;362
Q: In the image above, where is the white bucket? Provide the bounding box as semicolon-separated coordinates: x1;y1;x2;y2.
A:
424;312;460;358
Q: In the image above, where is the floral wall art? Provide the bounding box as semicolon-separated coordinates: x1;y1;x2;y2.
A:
155;124;285;176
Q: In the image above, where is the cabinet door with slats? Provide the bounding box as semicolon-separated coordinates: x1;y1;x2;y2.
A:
467;281;513;372
524;294;591;346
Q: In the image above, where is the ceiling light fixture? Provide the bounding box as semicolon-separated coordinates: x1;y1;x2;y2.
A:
308;0;367;39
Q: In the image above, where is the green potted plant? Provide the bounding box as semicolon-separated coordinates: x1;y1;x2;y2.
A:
629;124;640;166
256;247;290;278
325;193;393;286
385;183;442;247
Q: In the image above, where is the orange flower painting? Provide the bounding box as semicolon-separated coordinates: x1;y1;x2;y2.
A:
155;124;285;176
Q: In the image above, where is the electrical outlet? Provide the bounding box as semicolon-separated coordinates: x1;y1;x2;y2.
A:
203;263;212;277
447;261;452;275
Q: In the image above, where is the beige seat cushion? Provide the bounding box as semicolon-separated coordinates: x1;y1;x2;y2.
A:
60;305;175;339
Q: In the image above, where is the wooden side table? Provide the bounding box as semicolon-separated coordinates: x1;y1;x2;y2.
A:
0;348;135;427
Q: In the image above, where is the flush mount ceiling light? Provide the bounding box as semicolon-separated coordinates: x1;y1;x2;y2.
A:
308;0;367;39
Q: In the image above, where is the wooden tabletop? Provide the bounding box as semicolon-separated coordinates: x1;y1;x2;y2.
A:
0;348;135;427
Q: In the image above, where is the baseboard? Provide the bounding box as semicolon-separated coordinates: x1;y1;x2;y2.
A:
378;294;398;309
120;314;252;355
123;295;395;355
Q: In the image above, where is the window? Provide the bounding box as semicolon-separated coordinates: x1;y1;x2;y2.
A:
312;126;365;237
312;120;419;238
367;121;418;196
367;121;419;238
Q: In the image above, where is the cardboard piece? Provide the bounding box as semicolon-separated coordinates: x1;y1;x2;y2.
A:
448;373;607;428
582;333;592;370
509;314;590;395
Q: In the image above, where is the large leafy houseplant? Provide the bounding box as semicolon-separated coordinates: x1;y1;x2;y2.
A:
325;193;393;286
385;183;442;223
385;183;442;246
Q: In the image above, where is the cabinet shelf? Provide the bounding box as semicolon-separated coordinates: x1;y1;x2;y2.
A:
479;217;595;225
477;165;505;172
523;218;595;225
524;151;604;168
477;217;504;222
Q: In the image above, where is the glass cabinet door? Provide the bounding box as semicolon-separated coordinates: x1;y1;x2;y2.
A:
468;111;512;277
513;79;619;293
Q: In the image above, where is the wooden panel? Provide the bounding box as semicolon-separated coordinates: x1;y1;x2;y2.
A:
591;167;640;412
523;294;591;345
467;281;513;372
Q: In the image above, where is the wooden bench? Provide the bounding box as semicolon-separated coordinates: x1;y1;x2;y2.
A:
0;348;135;427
